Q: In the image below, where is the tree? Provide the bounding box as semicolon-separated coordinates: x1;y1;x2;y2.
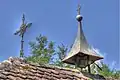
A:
97;62;120;79
26;34;55;64
54;44;67;67
54;44;73;68
113;70;120;79
97;62;112;77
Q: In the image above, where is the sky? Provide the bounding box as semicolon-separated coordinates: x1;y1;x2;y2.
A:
0;0;119;70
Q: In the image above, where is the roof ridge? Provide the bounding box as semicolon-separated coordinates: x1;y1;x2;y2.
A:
26;58;81;73
0;57;80;73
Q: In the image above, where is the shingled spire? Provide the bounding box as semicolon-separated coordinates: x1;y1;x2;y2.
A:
62;4;103;71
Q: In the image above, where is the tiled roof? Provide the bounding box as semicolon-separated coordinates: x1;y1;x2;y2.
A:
0;57;105;80
0;57;89;80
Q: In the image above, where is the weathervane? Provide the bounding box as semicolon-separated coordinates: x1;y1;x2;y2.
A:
14;14;32;58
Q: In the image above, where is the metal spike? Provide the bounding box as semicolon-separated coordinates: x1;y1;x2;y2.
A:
22;14;25;24
77;4;81;15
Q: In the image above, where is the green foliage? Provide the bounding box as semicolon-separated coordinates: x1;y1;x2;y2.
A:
54;44;73;68
84;61;120;79
26;34;71;67
97;62;120;79
57;44;67;60
88;78;92;80
26;34;55;64
113;70;120;79
98;62;112;77
20;50;24;58
54;44;67;67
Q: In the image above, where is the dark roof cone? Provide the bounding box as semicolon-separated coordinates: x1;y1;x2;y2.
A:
62;4;103;68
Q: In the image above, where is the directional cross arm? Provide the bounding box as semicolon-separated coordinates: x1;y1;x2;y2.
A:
14;30;20;35
26;23;32;28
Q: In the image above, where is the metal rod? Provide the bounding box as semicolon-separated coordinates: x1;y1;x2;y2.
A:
88;64;91;73
20;35;24;57
87;56;91;73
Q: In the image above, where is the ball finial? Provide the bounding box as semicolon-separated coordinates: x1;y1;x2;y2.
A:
76;14;83;21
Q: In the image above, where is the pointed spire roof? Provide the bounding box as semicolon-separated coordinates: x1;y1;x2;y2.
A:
62;5;103;68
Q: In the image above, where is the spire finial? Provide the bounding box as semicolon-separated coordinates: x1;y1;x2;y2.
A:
77;4;81;15
22;14;25;24
76;4;82;22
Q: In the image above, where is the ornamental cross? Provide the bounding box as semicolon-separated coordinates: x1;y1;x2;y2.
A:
77;4;81;15
14;14;32;57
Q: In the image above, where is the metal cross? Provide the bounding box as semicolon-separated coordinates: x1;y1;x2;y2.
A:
14;14;32;58
77;4;81;15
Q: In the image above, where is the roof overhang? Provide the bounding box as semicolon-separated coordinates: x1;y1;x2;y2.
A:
62;51;104;68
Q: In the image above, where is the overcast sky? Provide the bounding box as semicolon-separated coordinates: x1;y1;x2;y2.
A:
0;0;119;70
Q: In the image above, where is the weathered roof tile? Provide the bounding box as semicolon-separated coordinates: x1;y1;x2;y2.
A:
0;57;106;80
